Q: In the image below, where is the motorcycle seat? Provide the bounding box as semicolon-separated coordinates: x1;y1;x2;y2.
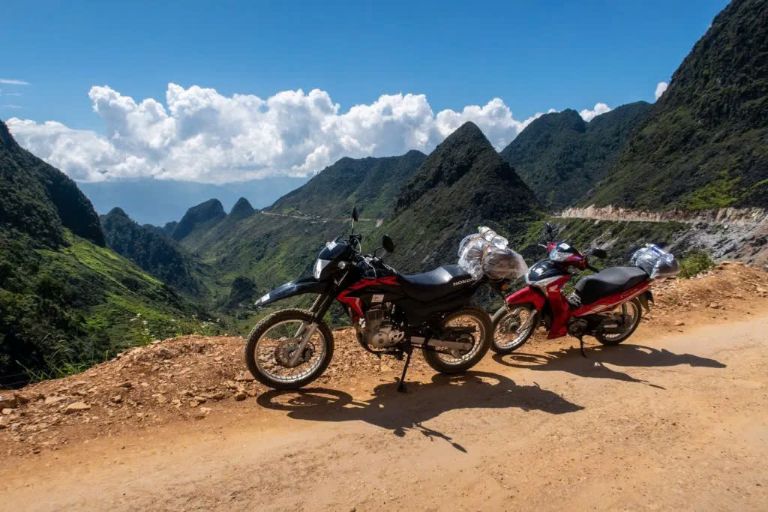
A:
398;264;475;302
575;267;648;305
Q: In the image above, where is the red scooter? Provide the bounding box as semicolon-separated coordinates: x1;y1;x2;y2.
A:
491;235;654;356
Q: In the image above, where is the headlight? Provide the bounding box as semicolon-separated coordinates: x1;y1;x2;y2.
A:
313;259;330;279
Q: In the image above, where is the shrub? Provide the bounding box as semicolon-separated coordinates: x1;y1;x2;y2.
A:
678;249;715;278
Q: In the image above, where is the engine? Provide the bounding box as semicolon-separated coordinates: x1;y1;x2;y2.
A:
359;303;404;349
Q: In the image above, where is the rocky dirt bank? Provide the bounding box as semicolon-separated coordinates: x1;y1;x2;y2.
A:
557;205;768;268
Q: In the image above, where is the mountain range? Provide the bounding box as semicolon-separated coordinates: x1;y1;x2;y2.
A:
500;102;651;209
2;0;766;382
79;176;309;226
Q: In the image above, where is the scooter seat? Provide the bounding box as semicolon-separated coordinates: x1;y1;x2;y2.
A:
398;265;474;302
575;267;648;305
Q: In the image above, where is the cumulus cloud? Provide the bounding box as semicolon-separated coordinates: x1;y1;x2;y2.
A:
655;81;668;101
579;102;611;122
0;78;30;85
8;83;571;183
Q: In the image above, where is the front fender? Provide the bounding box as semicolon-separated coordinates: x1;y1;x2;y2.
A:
255;277;331;308
504;285;546;311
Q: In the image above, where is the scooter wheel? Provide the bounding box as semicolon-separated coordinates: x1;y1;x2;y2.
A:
491;304;540;354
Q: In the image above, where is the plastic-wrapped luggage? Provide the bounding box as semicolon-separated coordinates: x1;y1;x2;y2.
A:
630;244;680;279
458;227;528;280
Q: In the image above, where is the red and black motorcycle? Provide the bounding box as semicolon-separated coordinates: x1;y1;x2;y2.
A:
491;226;654;356
246;208;492;391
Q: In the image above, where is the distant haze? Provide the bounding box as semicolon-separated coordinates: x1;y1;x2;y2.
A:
80;176;308;226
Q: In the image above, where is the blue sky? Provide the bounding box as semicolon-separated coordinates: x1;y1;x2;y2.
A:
0;0;729;183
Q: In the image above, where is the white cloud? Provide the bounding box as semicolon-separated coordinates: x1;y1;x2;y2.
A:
655;81;668;101
7;83;596;183
579;102;611;122
0;79;30;85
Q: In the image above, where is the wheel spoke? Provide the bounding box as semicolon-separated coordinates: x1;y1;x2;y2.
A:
254;320;326;383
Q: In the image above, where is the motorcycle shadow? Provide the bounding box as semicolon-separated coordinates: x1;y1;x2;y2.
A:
493;343;726;388
256;371;583;452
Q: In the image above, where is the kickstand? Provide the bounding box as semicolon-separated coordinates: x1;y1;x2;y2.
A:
397;343;413;393
578;336;587;358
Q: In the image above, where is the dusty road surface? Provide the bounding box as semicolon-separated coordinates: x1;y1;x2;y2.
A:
2;265;768;511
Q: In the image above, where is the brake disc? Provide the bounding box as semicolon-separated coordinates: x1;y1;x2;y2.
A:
275;339;315;367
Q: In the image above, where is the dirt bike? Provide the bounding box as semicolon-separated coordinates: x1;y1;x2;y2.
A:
246;208;493;392
491;224;654;356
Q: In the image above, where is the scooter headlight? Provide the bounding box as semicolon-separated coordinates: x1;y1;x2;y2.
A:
313;259;330;280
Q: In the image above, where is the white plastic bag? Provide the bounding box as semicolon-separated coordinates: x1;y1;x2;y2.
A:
630;244;680;279
458;228;528;280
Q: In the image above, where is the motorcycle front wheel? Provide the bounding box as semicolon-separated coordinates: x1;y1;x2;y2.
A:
423;307;492;374
491;304;540;354
245;309;334;390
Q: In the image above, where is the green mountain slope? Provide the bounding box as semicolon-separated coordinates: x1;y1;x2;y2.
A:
499;102;650;209
379;122;545;272
0;121;104;248
586;0;768;210
101;208;207;296
0;121;214;382
172;199;227;242
269;150;427;218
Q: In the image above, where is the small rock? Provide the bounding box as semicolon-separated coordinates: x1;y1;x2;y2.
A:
709;303;720;309
2;408;15;415
203;392;225;401
172;399;182;407
110;395;123;404
674;320;685;326
181;390;194;397
757;286;767;294
13;392;30;405
64;402;91;414
194;407;212;420
234;371;255;382
234;391;247;401
154;394;168;404
140;382;150;388
119;382;133;388
44;395;66;406
0;395;18;409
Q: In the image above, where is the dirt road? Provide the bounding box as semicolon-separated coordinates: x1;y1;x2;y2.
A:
2;310;767;511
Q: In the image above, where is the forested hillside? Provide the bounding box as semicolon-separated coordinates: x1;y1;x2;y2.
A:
269;150;427;219
586;0;768;210
499;102;650;209
0;120;214;383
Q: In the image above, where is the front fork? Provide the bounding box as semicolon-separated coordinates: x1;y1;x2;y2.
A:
287;293;335;366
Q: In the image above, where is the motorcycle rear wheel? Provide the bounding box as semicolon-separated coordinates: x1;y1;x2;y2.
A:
245;309;334;390
423;307;492;374
595;298;642;346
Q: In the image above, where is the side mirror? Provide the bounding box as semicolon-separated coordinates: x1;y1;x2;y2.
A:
590;248;608;259
352;207;359;222
382;234;395;254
